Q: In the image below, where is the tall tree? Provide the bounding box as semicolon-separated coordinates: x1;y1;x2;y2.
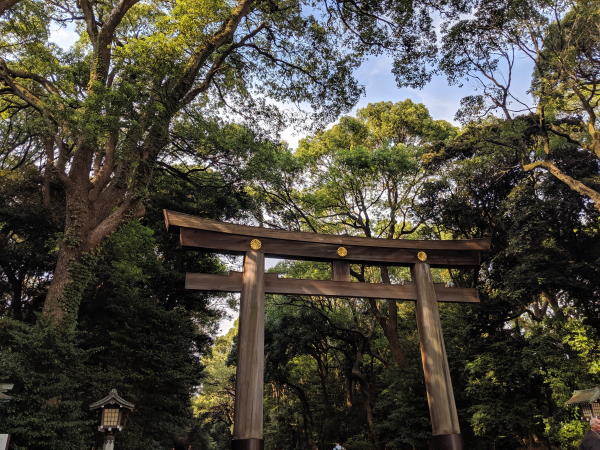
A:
431;0;600;210
0;0;352;326
417;113;600;448
0;159;245;448
253;100;456;366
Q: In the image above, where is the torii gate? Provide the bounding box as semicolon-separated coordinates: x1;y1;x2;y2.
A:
164;210;490;450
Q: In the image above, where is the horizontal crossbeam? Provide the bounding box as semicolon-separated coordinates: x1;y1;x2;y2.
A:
165;210;490;268
179;229;482;267
186;272;480;303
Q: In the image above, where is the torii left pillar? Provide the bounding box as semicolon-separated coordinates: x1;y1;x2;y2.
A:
232;249;265;450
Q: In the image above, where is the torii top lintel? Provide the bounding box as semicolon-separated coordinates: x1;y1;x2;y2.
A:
164;210;490;268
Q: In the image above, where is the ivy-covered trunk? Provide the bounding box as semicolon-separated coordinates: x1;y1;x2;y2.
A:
42;184;139;327
42;242;88;326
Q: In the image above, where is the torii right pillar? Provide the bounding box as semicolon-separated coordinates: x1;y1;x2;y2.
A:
412;261;463;450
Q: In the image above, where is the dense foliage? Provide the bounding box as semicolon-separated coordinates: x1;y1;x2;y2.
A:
0;0;473;328
1;0;599;449
0;158;255;448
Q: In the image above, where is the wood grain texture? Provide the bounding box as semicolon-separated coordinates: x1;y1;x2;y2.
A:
179;229;483;267
412;262;461;437
233;251;265;440
332;261;351;281
185;272;480;303
165;209;490;251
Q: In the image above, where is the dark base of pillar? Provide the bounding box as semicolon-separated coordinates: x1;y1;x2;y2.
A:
231;438;264;450
429;433;463;450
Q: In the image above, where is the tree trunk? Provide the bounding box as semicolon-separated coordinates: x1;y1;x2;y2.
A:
351;351;384;450
42;241;88;325
0;0;20;15
42;185;137;327
379;266;405;366
360;265;405;366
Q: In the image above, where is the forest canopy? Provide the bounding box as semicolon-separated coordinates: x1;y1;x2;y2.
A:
0;0;599;449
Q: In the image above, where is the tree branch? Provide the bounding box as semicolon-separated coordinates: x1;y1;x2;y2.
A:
0;61;54;120
79;0;99;44
90;0;141;85
0;0;20;15
181;22;267;106
171;0;255;103
523;160;600;211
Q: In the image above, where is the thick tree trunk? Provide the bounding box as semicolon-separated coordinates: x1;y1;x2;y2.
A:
42;185;138;327
42;187;97;326
42;243;88;325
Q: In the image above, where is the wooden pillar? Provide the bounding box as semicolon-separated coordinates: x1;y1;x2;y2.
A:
232;250;265;450
411;261;463;450
332;261;351;281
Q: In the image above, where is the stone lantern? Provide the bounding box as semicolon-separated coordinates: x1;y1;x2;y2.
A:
90;389;134;450
566;386;600;421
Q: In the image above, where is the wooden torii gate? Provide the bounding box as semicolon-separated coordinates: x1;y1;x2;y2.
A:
164;210;490;450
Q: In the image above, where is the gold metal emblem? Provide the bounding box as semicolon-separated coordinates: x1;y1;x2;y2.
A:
417;251;427;262
249;239;262;250
337;246;348;257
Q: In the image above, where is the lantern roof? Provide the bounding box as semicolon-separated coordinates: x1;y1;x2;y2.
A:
566;387;600;405
89;389;134;410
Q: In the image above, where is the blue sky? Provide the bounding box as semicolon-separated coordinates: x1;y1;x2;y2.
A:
348;53;533;123
354;55;469;121
283;53;534;147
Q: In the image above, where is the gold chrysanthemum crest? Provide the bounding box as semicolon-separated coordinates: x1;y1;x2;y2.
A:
337;246;348;257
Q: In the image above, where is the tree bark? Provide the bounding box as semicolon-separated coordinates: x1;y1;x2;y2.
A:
42;184;140;326
0;0;20;15
378;266;405;366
